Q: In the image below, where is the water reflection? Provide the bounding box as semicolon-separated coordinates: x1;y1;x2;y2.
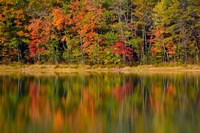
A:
0;73;200;133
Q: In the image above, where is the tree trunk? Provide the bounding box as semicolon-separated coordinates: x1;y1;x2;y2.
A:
54;47;58;64
18;47;21;63
80;37;85;64
184;40;187;64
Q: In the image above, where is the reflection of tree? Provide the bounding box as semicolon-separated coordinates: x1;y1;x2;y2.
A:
68;89;97;133
53;108;64;132
29;79;51;126
29;79;40;121
1;74;200;133
113;82;132;101
195;91;200;108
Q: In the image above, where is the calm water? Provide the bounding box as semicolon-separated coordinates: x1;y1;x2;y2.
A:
0;73;200;133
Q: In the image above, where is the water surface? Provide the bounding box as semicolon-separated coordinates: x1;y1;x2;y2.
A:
0;73;200;133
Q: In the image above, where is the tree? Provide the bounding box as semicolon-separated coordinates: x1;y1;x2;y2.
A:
28;18;51;63
131;0;155;64
0;0;199;65
0;0;29;63
66;0;103;64
152;0;200;63
111;40;133;64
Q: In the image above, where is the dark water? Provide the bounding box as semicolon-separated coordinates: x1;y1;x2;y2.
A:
0;73;200;133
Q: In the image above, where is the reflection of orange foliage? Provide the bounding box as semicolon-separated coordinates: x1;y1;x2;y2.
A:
29;82;39;121
150;84;177;113
113;83;132;101
53;109;64;132
65;89;97;133
80;89;95;119
150;85;163;113
167;85;175;96
29;82;51;122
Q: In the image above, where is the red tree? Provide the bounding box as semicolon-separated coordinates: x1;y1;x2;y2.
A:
111;40;133;60
28;18;51;61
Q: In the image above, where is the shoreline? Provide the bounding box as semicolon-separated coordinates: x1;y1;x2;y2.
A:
1;64;200;74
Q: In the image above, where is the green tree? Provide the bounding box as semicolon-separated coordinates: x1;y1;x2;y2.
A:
0;0;29;63
131;0;155;64
152;0;200;63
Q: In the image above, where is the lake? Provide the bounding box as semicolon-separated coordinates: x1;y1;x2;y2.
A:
0;73;200;133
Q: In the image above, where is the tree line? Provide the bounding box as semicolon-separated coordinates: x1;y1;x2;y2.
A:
0;0;199;65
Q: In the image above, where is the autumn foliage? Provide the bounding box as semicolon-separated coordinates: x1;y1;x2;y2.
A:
0;0;199;64
28;18;51;60
111;40;132;59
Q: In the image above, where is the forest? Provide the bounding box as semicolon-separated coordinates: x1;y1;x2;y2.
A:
0;0;200;65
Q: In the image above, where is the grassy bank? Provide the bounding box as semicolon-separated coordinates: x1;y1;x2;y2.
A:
1;63;200;74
